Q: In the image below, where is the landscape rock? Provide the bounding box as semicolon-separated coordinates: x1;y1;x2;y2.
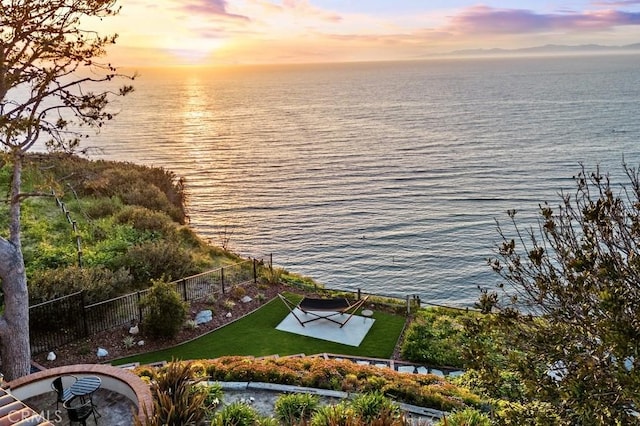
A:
46;351;56;361
138;340;145;346
96;347;108;357
241;295;253;303
225;312;232;318
195;310;213;325
129;325;139;335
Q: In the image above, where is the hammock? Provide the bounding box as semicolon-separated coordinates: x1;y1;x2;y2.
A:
278;293;369;328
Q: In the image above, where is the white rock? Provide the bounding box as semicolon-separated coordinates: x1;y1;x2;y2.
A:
96;347;108;357
195;310;213;325
397;366;415;374
137;340;145;346
241;295;253;303
129;325;139;335
46;352;56;361
546;360;567;381
625;356;634;371
225;312;232;318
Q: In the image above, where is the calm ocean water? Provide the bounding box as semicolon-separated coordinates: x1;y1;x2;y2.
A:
80;55;640;307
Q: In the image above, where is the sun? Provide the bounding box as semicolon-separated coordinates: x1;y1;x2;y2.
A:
164;37;226;65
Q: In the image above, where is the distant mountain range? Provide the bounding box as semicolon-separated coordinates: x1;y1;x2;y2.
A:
445;43;640;57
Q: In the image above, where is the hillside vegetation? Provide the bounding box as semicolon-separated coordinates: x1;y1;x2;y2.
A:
0;153;242;304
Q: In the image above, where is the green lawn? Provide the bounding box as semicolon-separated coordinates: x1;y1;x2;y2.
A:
113;294;406;365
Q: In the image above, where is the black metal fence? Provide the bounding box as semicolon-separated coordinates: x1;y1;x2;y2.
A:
84;291;145;336
30;291;86;355
29;258;263;355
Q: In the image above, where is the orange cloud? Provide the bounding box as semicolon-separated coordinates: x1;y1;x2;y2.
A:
281;0;342;23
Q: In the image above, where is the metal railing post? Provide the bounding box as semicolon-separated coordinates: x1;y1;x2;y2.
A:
137;291;143;323
81;291;89;337
253;258;257;284
181;279;188;301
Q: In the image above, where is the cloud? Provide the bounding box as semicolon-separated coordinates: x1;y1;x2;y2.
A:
592;1;640;6
448;5;640;34
248;0;284;15
281;0;342;23
180;0;250;21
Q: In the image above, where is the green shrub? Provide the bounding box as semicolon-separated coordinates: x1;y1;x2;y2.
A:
310;403;355;426
260;266;284;285
454;370;526;401
350;392;402;424
80;165;185;222
89;223;109;241
83;196;122;218
211;401;258;426
121;184;184;223
309;399;410;426
28;265;133;304
434;408;491;426
115;205;173;232
80;223;144;266
174;226;206;249
274;393;320;424
229;285;247;301
22;234;77;271
203;382;224;411
401;308;473;368
493;400;562;425
257;417;279;426
117;240;199;286
122;336;136;349
141;280;187;338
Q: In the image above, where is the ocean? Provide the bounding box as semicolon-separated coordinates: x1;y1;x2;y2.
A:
80;54;640;307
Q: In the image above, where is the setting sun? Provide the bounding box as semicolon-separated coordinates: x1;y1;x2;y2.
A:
163;36;226;64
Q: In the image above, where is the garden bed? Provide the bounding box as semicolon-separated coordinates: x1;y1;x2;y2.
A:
33;281;293;368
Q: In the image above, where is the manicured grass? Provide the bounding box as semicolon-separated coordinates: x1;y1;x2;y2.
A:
113;294;406;365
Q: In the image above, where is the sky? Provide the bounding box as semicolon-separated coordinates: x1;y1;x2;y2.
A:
93;0;640;66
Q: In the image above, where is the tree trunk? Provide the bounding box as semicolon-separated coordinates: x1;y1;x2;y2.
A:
0;154;31;380
0;240;31;380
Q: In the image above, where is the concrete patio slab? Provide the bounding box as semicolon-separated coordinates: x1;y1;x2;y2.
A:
275;308;375;347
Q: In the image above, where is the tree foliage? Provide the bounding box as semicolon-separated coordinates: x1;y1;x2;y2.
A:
487;164;640;424
0;0;133;152
0;0;132;379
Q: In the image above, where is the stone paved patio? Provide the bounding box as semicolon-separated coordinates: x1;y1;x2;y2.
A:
23;388;136;425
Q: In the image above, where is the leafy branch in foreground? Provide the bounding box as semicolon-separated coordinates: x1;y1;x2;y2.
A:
485;164;640;424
